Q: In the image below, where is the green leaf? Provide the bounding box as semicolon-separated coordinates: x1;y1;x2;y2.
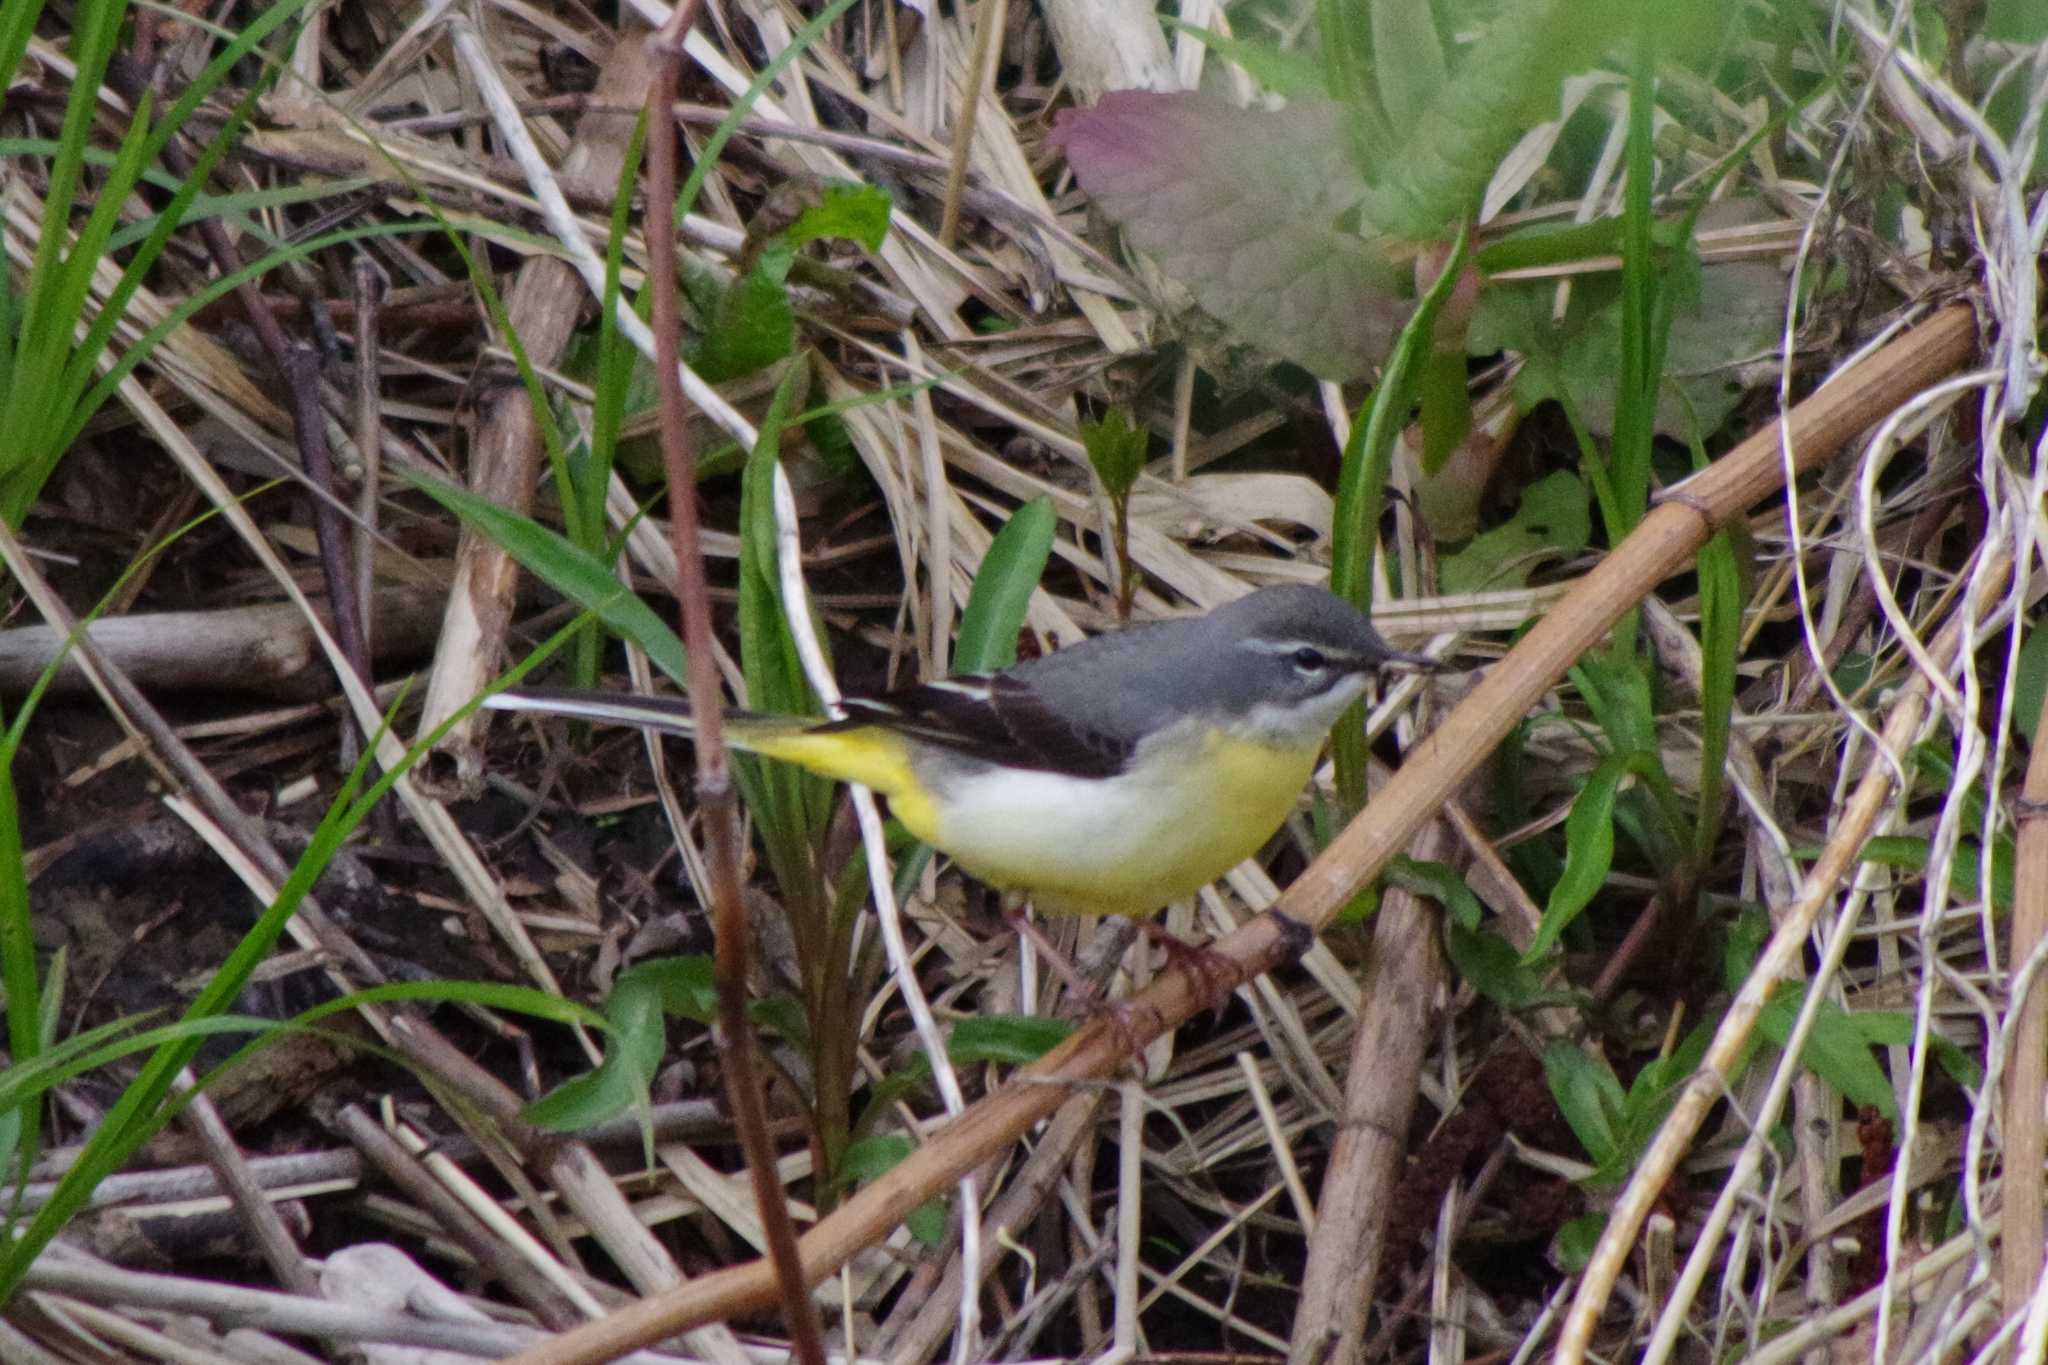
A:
1158;18;1330;98
1543;1041;1625;1168
954;497;1055;674
785;182;892;252
1724;906;1769;988
1328;224;1472;808
839;1134;948;1245
1553;1213;1607;1272
1370;0;1447;133
748;992;810;1049
1694;526;1742;862
1850;1010;1983;1091
1437;469;1590;594
1523;751;1637;962
405;471;689;686
633;956;719;1025
840;1132;914;1183
2014;615;2048;745
1387;856;1484;930
1056;92;1407;380
1757;990;1896;1119
693;243;797;383
948;1014;1073;1065
732;364;837;902
1360;0;1636;238
525;959;712;1131
1079;408;1148;500
1445;922;1544;1011
1572;650;1657;760
1415;345;1473;476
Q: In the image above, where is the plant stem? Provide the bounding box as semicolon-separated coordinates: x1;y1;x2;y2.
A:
644;14;825;1363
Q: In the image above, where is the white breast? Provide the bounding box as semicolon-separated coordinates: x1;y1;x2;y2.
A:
913;721;1319;915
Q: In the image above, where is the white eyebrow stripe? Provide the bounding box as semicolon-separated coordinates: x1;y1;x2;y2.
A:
1237;637;1364;660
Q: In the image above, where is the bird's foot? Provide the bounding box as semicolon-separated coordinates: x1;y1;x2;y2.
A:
1138;922;1240;1020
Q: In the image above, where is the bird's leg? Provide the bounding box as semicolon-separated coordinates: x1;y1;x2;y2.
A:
1002;900;1104;1004
1002;903;1165;1050
1138;918;1239;1020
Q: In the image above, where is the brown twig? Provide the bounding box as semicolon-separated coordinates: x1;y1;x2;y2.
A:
937;0;1004;249
1289;820;1450;1364
643;12;826;1365
415;24;654;793
494;300;1977;1365
2000;666;2048;1310
333;1104;583;1330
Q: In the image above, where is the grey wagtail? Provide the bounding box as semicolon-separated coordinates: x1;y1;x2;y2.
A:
483;584;1432;917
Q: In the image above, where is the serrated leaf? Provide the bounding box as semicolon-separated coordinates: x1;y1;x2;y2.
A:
1438;469;1590;594
954;497;1054;673
1758;991;1897;1119
1080;408;1148;498
693;243;796;383
1054;91;1405;380
785;182;892;252
1360;0;1636;238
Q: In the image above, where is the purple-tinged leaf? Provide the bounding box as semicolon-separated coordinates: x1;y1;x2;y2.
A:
1055;90;1404;381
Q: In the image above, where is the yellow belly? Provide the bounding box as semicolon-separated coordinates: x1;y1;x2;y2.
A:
922;727;1321;916
738;718;1321;916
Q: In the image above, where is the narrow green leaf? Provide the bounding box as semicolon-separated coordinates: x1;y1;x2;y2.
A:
1523;752;1638;962
953;497;1055;673
1386;856;1484;930
2014;615;2048;745
1329;223;1470;808
1542;1041;1625;1168
1693;531;1742;864
948;1014;1074;1065
405;471;689;686
1158;18;1331;98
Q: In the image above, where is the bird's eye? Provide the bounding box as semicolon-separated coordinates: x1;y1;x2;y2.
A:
1291;646;1327;672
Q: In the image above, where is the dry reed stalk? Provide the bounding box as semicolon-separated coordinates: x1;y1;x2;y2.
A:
497;304;1978;1365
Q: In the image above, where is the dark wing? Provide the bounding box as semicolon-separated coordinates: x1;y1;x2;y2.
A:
817;674;1135;778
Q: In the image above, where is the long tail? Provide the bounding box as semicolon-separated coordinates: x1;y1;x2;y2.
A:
482;686;923;802
484;686;800;749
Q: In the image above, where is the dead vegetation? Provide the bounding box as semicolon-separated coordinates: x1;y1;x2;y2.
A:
2;2;2046;1364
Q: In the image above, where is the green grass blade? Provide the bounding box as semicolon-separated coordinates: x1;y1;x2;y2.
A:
406;472;689;687
953;497;1055;673
1328;223;1469;809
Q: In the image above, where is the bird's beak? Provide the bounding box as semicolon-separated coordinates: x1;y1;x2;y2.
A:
1375;648;1446;674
